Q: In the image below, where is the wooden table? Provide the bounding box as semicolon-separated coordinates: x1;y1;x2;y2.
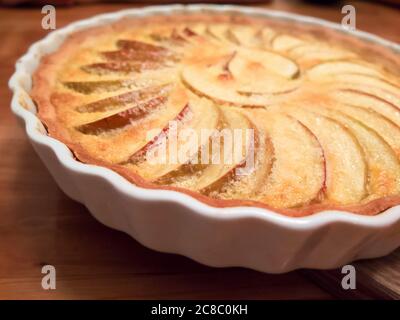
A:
0;1;398;300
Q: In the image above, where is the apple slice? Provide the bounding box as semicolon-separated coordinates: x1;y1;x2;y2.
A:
182;27;198;38
182;54;298;106
152;28;193;48
155;27;200;47
322;74;400;95
307;107;400;199
271;34;306;52
286;108;367;205
116;39;169;54
190;23;207;33
249;111;325;208
229;54;300;95
205;24;233;44
162;107;253;192
255;27;277;48
325;104;400;159
76;84;170;113
236;47;299;79
129;97;221;181
74;85;189;164
101;49;168;62
64;80;130;94
193;107;254;191
226;26;261;47
331;88;400;125
182;58;274;106
82;61;163;74
206;110;274;200
307;60;383;79
77;95;167;135
288;44;356;63
63;71;176;95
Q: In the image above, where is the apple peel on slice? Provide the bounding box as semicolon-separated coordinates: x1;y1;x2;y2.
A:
250;111;326;208
307;108;400;199
271;34;307;52
287;108;367;205
130;97;221;181
163;107;254;192
325;104;400;159
331;84;400;114
306;60;384;80
194;107;254;192
207;109;275;201
229;54;300;95
77;95;167;134
182;54;299;106
236;47;299;79
226;26;262;48
182;60;271;106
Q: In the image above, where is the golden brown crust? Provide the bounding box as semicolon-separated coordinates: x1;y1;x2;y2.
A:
31;13;400;217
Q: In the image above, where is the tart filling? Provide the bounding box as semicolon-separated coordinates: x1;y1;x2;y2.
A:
31;14;400;216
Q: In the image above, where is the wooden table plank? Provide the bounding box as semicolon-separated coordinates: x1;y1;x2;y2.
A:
0;1;398;300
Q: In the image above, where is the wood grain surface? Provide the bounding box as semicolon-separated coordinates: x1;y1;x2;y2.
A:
303;249;400;299
0;0;398;300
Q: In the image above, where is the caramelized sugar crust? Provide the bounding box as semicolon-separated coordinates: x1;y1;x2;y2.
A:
31;13;400;217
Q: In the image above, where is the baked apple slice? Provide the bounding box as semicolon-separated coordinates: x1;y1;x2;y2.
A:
253;28;277;48
101;49;168;62
116;39;170;53
235;47;299;79
162;107;254;192
288;44;356;63
77;95;167;135
63;80;131;95
182;27;199;38
155;27;200;47
76;84;171;113
250;111;326;208
323;74;400;95
309;108;400;199
63;68;177;95
206;125;274;201
325;104;400;159
331;82;400;115
74;85;189;164
229;54;300;95
129;97;221;181
287;108;367;205
150;28;195;49
307;60;383;79
205;24;233;44
331;88;400;125
182;54;298;106
83;40;172;74
271;34;306;52
82;61;163;74
193;107;254;191
226;25;261;47
182;57;264;106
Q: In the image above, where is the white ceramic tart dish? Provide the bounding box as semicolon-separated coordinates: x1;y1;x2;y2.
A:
10;5;400;273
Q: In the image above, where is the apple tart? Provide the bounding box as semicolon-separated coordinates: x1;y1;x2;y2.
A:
32;14;400;217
